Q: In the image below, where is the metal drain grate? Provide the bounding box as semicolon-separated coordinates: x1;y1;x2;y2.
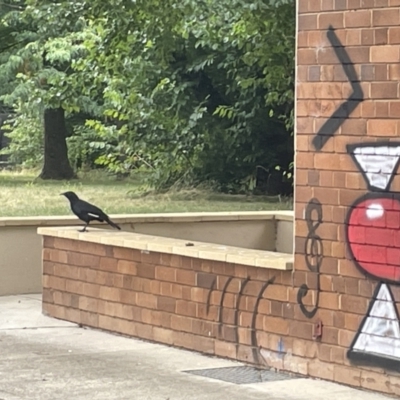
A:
184;366;298;385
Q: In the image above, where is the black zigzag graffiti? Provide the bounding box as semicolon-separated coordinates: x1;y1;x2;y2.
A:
312;25;364;151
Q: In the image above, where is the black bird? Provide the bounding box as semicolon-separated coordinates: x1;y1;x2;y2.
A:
61;191;121;232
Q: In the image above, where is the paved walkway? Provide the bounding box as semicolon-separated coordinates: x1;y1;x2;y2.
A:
0;295;393;400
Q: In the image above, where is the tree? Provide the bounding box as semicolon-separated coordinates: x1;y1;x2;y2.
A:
0;0;295;192
40;107;75;179
0;0;88;179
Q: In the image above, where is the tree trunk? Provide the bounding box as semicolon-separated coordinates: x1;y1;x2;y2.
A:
39;107;75;180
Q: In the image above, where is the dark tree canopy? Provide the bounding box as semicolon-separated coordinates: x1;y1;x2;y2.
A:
0;0;295;192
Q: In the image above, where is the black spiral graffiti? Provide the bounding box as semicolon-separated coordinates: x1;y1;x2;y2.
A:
233;277;251;343
217;277;234;334
207;275;276;364
206;278;217;314
251;276;276;362
297;198;323;319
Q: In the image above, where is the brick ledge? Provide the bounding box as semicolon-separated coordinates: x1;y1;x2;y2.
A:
37;227;293;271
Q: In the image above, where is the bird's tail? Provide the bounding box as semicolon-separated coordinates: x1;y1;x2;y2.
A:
106;217;121;230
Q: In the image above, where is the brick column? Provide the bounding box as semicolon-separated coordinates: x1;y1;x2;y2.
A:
295;1;400;395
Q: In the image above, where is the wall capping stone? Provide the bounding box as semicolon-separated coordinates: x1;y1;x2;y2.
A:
38;227;293;270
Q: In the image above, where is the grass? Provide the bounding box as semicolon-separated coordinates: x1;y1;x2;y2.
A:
0;169;293;217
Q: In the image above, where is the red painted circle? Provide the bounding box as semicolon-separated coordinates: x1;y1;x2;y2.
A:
347;196;400;282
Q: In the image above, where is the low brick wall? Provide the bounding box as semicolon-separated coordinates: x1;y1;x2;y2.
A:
40;229;400;397
42;234;294;362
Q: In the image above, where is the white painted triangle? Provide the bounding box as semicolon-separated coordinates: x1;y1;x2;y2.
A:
352;284;400;359
353;146;400;190
376;283;394;302
353;333;400;358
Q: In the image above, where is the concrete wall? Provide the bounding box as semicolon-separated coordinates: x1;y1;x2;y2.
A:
0;212;293;296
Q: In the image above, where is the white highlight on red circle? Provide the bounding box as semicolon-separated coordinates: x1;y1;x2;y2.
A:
366;203;384;220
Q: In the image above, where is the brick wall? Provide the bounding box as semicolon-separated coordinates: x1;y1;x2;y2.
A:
295;1;400;396
43;229;400;395
40;3;400;396
43;237;301;364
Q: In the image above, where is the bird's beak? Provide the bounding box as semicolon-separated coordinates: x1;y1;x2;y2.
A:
60;193;65;196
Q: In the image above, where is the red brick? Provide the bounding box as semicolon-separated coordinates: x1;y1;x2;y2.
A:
289;320;313;340
43;261;54;275
79;296;98;313
76;241;112;257
153;326;174;345
157;296;176;313
375;27;389;45
318;12;344;29
321;0;335;10
173;283;186;299
99;286;120;302
135;263;155;279
53;263;79;280
197;272;216;289
366;118;397;134
43;275;66;291
175;299;197;317
176;269;196;285
68;252;99;268
389;63;400;79
43;236;55;248
99;257;118;272
346;29;361;45
52;238;77;251
155;266;176;282
297;49;317;65
44;248;68;264
319;292;339;310
64;307;81;324
340;294;368;314
214;340;237;359
389;100;400;116
263;316;289;335
299;14;318;31
170;314;193;333
135;321;154;340
370;45;400;62
361;28;374;44
117;259;137;275
360;370;392;393
345;10;371;27
389;27;400;43
80;310;99;327
113;247;140;261
136;292;157;309
309;359;335;380
373;8;400;26
42;288;54;304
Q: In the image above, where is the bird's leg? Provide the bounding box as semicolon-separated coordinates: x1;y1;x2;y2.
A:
79;223;88;233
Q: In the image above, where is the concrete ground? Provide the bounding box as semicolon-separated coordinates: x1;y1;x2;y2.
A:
0;295;393;400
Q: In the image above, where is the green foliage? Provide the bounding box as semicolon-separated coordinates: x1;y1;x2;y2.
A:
0;106;43;167
0;0;295;193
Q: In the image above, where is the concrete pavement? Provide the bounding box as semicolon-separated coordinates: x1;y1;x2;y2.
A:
0;294;393;400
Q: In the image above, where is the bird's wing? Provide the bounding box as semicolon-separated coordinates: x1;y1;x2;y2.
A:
75;200;107;219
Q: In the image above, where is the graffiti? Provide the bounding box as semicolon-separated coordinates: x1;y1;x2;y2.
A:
347;142;400;192
297;198;323;319
312;25;363;151
207;275;276;363
346;142;400;371
348;283;400;370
